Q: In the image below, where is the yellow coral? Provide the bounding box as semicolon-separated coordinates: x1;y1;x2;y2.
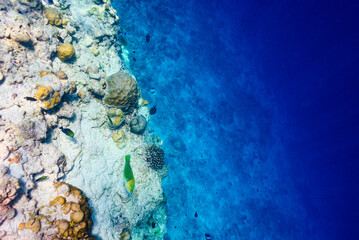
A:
45;8;63;26
112;130;126;149
35;86;53;100
43;91;60;109
40;71;52;77
57;43;75;61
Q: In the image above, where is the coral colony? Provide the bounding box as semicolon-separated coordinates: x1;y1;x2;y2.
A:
0;0;166;239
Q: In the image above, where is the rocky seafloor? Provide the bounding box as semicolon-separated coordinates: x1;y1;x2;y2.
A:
0;0;167;239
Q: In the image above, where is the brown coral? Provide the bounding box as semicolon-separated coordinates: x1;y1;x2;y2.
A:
103;72;140;114
35;182;95;239
57;43;75;61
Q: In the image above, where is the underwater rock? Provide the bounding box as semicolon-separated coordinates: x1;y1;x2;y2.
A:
39;71;52;77
130;115;147;135
18;114;48;140
107;108;124;129
0;143;9;162
103;72;140;114
57;43;75;61
145;145;165;170
77;89;86;100
57;104;74;119
55;70;68;80
10;27;32;43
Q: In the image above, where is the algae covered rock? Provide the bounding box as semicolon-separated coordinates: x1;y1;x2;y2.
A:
103;72;140;114
129;115;147;135
57;43;75;61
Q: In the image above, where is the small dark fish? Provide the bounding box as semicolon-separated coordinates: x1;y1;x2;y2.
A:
133;58;136;61
149;105;157;115
60;127;74;138
152;222;156;228
205;234;211;240
146;33;150;42
148;129;154;133
54;34;64;43
107;116;113;125
195;212;198;218
35;176;47;182
44;0;54;4
24;96;37;101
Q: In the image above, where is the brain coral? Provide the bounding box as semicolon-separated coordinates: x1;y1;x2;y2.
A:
129;115;147;135
57;43;75;61
145;145;165;170
103;72;140;114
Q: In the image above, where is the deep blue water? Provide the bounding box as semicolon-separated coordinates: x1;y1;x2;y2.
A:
112;0;359;239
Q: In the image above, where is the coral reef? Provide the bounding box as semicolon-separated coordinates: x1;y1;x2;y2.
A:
57;43;75;61
145;145;165;170
0;0;167;239
0;166;20;225
16;182;95;239
103;72;140;114
130;115;147;135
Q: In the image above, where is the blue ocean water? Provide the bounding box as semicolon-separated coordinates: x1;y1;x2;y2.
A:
112;0;359;239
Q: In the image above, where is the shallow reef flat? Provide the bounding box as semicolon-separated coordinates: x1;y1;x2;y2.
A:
0;0;167;239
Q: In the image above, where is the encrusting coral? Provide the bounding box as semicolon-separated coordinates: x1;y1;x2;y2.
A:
35;86;60;110
34;74;71;110
145;145;165;170
103;72;140;114
57;43;75;61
